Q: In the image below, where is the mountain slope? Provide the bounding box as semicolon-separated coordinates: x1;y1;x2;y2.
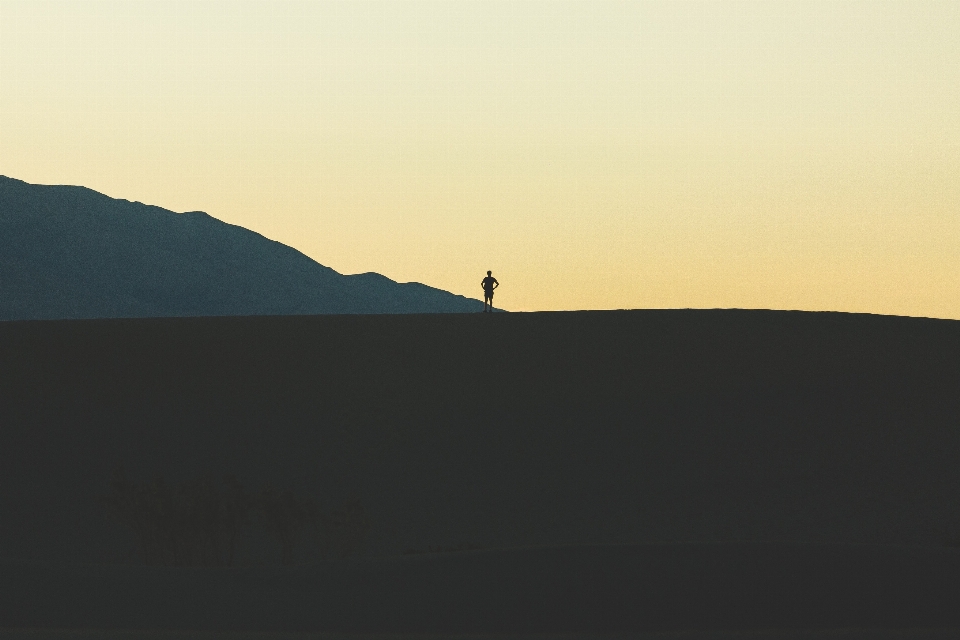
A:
0;175;486;319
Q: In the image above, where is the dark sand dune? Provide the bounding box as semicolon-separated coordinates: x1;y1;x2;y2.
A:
2;309;960;633
3;543;960;634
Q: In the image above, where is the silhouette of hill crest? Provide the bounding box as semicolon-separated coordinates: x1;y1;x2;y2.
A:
0;175;488;319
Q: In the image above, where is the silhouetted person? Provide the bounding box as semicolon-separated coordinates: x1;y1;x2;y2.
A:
481;271;499;312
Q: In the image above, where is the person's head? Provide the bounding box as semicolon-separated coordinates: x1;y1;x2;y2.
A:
487;271;492;276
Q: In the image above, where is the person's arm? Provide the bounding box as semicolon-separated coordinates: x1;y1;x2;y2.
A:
493;279;499;289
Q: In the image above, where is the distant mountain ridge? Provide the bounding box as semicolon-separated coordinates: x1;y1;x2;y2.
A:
0;175;488;319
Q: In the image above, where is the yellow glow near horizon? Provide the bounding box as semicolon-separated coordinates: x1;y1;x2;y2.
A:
1;1;959;316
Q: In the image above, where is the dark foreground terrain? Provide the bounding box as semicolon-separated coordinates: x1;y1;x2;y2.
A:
4;543;960;634
3;309;960;634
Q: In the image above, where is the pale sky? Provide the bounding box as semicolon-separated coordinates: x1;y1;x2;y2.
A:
1;1;959;315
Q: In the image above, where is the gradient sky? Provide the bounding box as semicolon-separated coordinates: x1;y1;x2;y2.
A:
1;1;958;315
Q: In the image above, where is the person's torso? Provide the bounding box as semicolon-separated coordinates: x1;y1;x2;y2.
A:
482;277;496;292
